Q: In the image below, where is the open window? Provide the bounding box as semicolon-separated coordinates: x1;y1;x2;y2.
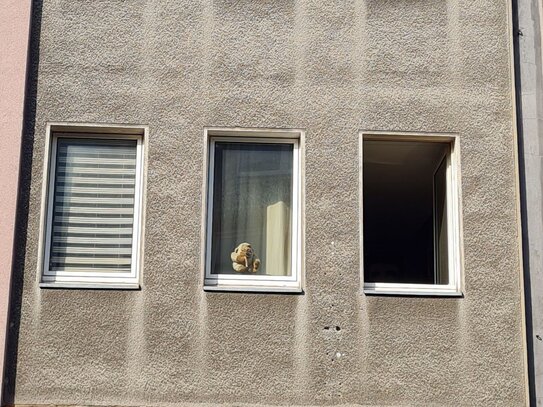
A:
203;128;302;292
361;133;461;296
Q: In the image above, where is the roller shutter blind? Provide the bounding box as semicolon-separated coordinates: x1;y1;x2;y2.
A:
48;138;138;275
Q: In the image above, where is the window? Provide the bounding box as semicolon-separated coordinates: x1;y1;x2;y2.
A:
361;132;461;296
204;128;303;292
39;124;146;288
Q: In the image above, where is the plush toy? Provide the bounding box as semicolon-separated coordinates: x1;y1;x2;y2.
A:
231;242;261;273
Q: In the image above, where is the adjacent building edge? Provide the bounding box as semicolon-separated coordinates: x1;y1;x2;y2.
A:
0;0;32;405
513;0;543;402
0;0;539;406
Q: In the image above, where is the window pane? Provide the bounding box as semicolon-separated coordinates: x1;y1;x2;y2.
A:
49;138;137;274
363;140;449;284
211;142;293;277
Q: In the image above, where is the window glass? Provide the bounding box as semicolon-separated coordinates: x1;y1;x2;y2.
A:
49;139;138;274
210;142;293;277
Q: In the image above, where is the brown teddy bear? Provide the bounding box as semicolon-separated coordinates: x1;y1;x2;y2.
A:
231;242;261;273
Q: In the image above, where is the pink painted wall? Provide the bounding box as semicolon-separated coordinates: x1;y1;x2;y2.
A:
0;0;32;404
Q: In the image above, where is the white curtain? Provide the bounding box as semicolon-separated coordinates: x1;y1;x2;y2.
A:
266;201;291;276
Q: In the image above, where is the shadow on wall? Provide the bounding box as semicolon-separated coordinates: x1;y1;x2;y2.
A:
2;0;43;403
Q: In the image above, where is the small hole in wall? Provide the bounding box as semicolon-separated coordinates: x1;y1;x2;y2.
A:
324;326;342;332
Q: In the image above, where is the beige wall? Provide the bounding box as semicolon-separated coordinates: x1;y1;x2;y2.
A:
0;0;31;405
3;0;528;406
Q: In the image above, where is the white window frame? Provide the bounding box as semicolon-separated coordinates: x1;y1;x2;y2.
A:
360;131;463;296
202;127;304;293
37;123;147;289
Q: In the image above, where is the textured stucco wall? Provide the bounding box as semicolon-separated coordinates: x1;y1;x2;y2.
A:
516;0;543;403
0;0;32;405
4;0;528;406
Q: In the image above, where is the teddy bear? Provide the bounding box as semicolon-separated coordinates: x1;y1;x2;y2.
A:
231;242;261;273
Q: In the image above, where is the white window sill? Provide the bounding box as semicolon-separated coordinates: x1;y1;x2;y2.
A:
364;283;462;297
204;285;303;294
39;282;141;290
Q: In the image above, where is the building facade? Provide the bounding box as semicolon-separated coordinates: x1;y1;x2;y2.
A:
1;0;531;406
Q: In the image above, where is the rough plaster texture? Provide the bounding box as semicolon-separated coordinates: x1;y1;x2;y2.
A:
0;0;32;405
3;0;528;406
517;0;543;404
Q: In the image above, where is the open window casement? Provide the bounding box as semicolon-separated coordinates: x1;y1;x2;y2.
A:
362;133;461;296
433;153;448;285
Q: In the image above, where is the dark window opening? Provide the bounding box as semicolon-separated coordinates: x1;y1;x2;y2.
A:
363;139;449;285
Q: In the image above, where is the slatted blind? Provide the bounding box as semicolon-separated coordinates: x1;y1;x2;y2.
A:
49;138;138;274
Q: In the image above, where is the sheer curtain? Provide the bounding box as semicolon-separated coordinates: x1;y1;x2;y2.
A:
211;142;293;276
